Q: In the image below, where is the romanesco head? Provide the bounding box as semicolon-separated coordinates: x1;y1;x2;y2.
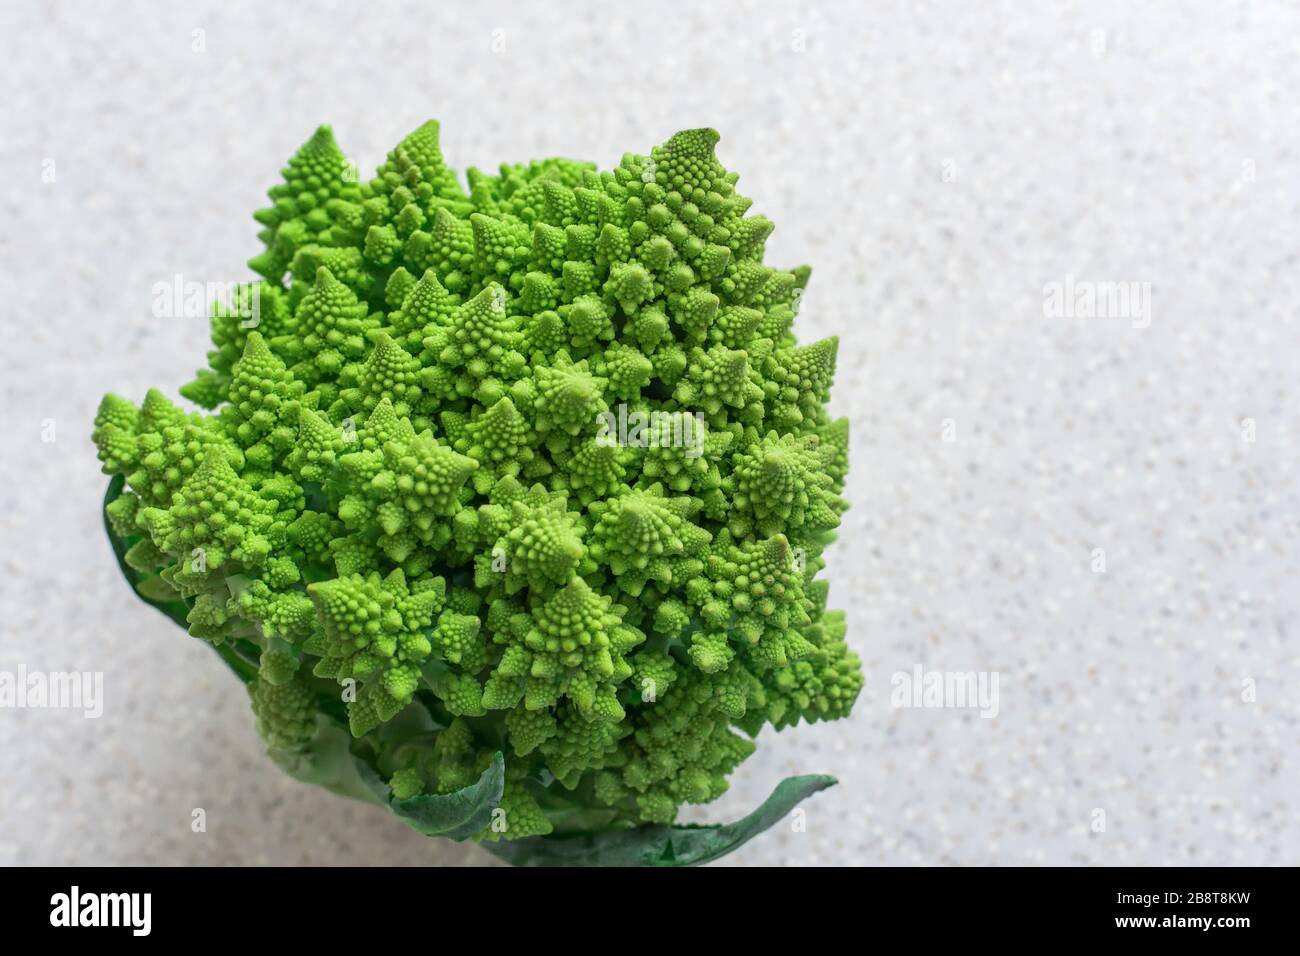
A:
94;120;860;842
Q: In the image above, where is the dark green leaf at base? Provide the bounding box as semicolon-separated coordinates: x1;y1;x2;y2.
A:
481;773;837;866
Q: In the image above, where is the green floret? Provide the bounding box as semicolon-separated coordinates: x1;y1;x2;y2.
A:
758;610;863;731
599;667;759;824
430;610;489;672
483;578;642;721
138;448;280;579
495;491;586;593
454;396;536;486
94;119;861;845
303;568;444;734
725;429;848;538
249;672;318;752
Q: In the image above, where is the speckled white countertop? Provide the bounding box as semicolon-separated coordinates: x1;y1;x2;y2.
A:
2;0;1297;866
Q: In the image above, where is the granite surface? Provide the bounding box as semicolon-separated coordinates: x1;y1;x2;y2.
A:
2;0;1297;865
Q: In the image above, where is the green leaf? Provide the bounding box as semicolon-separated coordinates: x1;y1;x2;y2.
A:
389;752;505;841
135;575;182;603
267;713;388;806
481;773;837;866
210;642;259;684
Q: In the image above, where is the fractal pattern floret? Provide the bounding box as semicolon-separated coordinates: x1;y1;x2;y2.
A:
95;119;860;865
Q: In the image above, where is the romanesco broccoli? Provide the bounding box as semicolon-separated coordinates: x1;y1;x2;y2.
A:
95;120;860;860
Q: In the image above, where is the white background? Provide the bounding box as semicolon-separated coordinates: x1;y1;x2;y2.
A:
2;0;1297;865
